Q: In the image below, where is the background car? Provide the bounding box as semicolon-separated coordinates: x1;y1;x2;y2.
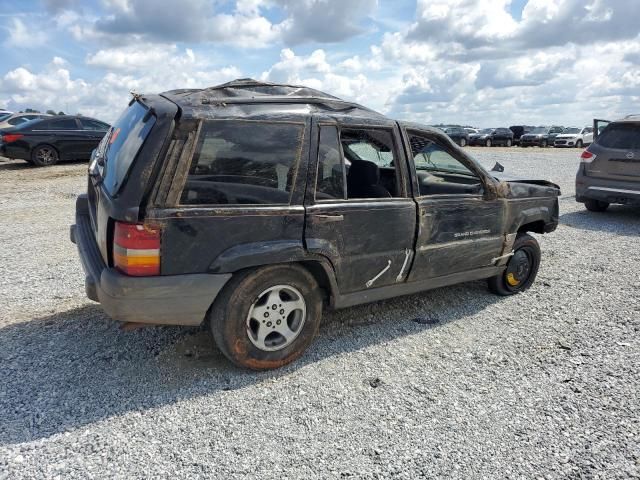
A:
0;112;51;130
468;127;514;147
442;126;470;146
464;127;479;135
575;116;640;211
0;115;110;166
554;126;593;148
520;126;564;147
0;110;13;122
509;125;534;146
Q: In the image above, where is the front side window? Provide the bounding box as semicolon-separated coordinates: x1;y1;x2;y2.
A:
181;121;304;205
82;119;109;131
409;132;483;196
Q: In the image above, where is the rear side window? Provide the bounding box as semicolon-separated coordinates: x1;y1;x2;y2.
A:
102;101;156;195
48;119;79;130
316;125;345;200
180;121;304;205
597;124;640;149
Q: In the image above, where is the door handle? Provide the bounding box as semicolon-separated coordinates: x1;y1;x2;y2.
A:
313;214;344;223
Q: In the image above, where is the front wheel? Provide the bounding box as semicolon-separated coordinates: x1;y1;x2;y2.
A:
459;138;467;147
576;139;583;148
488;233;541;296
506;139;512;147
541;140;548;148
210;265;322;370
486;139;492;147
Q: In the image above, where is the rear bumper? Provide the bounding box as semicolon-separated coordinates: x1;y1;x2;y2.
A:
71;195;232;326
576;170;640;205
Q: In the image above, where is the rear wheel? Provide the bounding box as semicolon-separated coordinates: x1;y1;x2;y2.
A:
210;265;322;370
486;139;492;147
31;144;59;166
584;199;609;212
488;234;541;296
506;139;512;147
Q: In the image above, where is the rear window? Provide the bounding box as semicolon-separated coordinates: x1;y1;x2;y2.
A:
597;124;640;149
102;101;156;195
180;120;304;205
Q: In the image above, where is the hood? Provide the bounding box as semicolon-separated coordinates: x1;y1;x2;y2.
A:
556;133;578;139
492;171;560;190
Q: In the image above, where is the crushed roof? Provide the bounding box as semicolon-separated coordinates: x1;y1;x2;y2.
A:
160;78;381;116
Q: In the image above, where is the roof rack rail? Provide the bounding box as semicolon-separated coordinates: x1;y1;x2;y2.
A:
624;113;640;118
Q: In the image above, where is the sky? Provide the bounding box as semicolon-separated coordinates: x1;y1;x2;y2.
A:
0;0;639;127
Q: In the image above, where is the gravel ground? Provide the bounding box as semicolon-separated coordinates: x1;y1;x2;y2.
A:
0;148;639;479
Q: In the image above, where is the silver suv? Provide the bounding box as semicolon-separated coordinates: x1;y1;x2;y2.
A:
576;116;640;212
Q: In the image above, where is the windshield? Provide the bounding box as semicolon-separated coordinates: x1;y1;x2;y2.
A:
100;101;156;195
479;128;493;134
563;128;580;134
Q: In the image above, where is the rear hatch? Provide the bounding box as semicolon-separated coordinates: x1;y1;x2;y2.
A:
87;96;177;264
585;122;640;182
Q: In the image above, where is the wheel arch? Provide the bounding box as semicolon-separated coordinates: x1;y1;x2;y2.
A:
208;241;340;306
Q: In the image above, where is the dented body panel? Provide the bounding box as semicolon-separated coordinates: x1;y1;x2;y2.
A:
72;79;560;326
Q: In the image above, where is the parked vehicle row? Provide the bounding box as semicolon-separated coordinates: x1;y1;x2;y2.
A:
0;114;109;166
437;124;594;148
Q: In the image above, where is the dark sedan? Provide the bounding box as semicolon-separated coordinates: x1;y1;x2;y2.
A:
442;126;470;146
468;127;514;147
0;115;109;166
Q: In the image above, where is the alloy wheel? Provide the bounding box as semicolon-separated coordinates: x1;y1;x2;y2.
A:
246;285;307;352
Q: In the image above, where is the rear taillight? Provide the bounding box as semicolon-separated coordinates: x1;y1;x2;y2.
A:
1;133;24;143
580;150;596;163
113;221;160;276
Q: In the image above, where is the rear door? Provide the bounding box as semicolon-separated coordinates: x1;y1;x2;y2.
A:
586;122;640;181
31;118;84;159
304;119;416;294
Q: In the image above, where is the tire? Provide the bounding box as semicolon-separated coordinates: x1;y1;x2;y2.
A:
576;139;583;148
485;139;492;147
31;144;59;166
488;233;541;296
459;138;466;147
209;264;322;370
506;139;512;147
584;199;609;212
541;140;548;148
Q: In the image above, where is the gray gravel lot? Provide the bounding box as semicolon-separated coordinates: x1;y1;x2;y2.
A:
0;148;639;479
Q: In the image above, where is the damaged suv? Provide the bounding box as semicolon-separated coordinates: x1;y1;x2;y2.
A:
71;79;560;370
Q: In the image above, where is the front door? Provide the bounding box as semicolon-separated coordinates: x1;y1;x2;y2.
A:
304;121;416;294
403;129;505;281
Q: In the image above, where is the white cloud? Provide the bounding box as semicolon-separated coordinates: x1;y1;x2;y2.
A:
5;18;48;48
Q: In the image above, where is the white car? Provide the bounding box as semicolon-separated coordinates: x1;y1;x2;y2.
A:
554;126;593;148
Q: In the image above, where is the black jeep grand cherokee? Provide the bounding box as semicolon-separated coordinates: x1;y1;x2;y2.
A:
71;79;560;370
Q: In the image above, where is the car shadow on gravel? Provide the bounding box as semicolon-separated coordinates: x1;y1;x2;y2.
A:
0;159;87;171
560;206;640;236
0;281;501;446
